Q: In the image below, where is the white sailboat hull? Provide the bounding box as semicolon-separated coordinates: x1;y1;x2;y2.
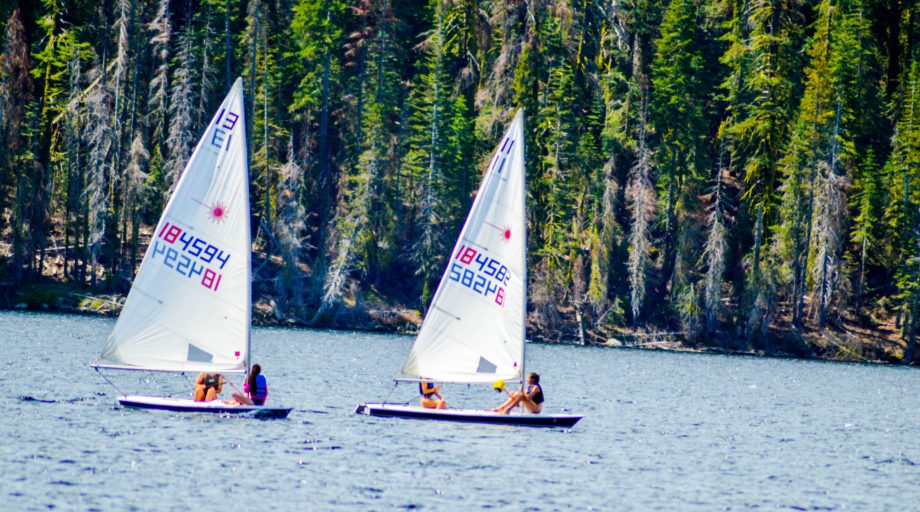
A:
118;395;291;418
355;402;581;428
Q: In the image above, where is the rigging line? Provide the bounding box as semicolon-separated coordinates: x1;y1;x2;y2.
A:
383;380;408;406
165;385;193;398
169;372;194;398
94;367;126;397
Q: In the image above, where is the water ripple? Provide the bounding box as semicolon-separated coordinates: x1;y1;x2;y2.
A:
1;311;918;510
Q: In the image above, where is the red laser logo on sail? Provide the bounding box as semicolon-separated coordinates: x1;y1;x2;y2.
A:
484;220;512;242
209;203;227;223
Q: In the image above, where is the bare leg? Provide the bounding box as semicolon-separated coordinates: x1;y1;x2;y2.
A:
225;392;253;406
491;392;519;412
520;397;542;414
205;387;219;402
194;386;206;402
497;392;524;414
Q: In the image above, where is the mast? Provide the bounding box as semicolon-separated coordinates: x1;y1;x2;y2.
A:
519;109;527;389
245;77;253;379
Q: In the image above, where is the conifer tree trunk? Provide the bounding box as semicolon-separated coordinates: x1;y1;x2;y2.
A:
815;103;846;330
248;0;259;171
703;148;728;340
627;105;655;324
225;0;231;90
417;0;449;304
315;50;332;257
0;8;34;284
109;0;132;279
262;46;271;230
148;0;171;148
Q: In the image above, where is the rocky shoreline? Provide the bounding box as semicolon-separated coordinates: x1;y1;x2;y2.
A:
1;281;913;366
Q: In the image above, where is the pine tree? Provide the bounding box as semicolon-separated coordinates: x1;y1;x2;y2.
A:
776;0;882;328
290;0;347;259
650;0;712;295
62;55;85;281
274;138;308;311
849;150;883;306
108;0;134;278
83;58;115;287
533;49;579;310
406;0;455;305
196;1;219;127
627;106;656;323
123;131;149;271
0;8;34;283
884;60;920;361
164;32;197;192
702;146;730;340
148;0;172;146
719;0;803;341
774;0;836;326
318;0;401;314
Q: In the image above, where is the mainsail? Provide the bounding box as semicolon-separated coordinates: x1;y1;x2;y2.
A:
401;110;527;383
97;79;251;373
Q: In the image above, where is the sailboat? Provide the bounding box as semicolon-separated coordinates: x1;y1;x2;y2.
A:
356;110;581;428
92;79;291;418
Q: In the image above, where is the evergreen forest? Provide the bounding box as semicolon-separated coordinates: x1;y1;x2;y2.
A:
0;0;918;362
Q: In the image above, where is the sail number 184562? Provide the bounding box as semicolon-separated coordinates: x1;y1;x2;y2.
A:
449;245;509;306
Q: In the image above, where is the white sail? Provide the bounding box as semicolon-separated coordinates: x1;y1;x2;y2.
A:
97;79;251;373
401;110;527;383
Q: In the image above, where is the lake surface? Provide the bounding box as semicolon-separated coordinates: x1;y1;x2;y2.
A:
1;310;918;510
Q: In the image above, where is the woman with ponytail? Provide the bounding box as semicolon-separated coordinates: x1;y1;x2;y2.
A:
227;363;269;406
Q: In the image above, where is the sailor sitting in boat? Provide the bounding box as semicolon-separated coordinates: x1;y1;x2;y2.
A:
492;372;543;414
419;378;446;409
194;372;223;402
225;364;269;406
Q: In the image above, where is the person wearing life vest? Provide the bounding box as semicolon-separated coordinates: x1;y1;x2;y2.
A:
227;364;269;406
194;372;223;402
491;372;543;414
419;378;446;409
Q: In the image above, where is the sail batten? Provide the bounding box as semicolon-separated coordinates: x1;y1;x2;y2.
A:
401;110;527;384
98;79;251;373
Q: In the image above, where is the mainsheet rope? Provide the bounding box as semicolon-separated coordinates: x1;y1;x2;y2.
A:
94;367;126;396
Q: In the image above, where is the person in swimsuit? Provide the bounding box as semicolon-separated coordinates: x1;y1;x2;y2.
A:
226;364;268;406
492;372;543;414
193;372;223;402
419;378;446;409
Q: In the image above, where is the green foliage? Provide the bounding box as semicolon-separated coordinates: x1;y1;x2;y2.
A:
289;0;345;113
884;60;920;341
1;0;919;347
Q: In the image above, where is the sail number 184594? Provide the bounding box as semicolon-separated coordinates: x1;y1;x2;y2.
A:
152;222;230;292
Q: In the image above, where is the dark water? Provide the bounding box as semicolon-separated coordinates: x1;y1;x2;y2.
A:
2;310;918;510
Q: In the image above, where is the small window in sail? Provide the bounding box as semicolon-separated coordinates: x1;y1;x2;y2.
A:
187;343;214;363
476;357;497;374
